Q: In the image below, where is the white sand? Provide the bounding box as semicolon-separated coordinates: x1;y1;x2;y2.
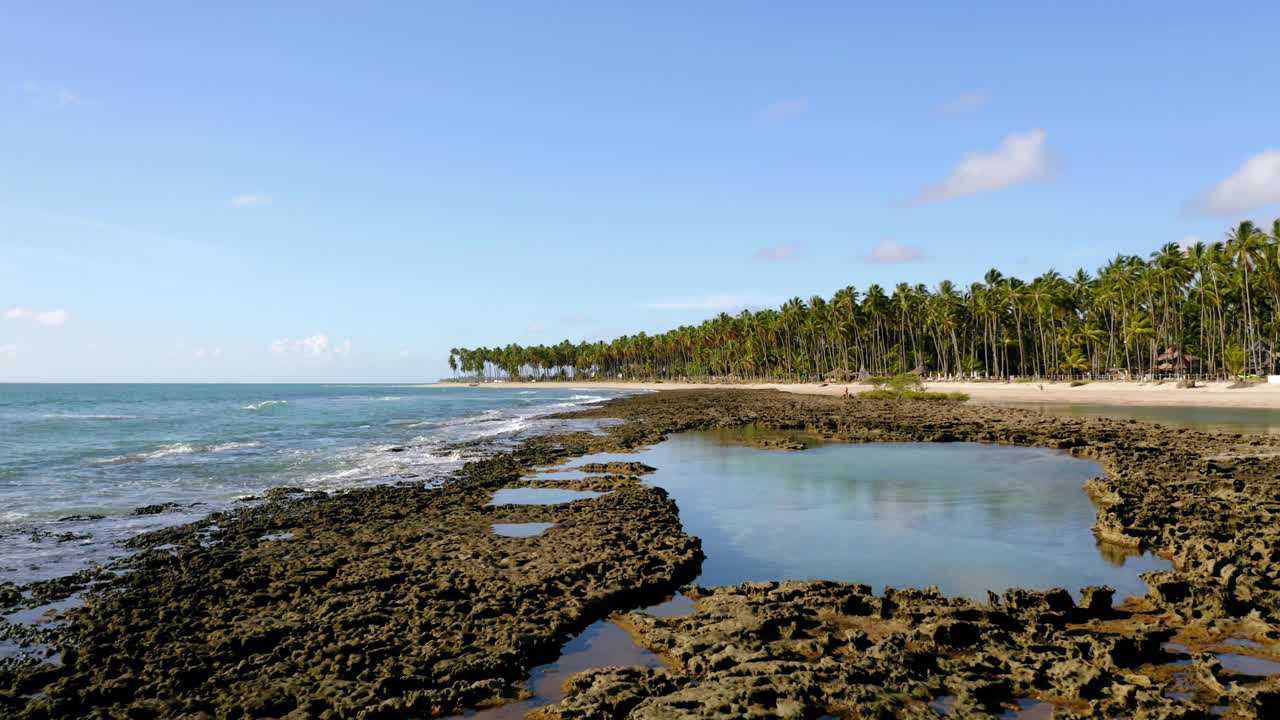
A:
434;379;1280;409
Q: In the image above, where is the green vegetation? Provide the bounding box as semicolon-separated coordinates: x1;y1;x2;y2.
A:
860;375;969;400
1223;342;1246;377
1070;380;1091;387
451;219;1280;383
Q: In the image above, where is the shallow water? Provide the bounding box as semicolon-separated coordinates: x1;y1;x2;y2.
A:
570;429;1170;599
443;596;682;720
488;488;607;506
1216;653;1280;676
997;402;1280;435
1221;637;1263;648
931;696;1054;718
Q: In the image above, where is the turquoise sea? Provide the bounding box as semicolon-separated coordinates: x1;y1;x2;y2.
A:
0;384;627;584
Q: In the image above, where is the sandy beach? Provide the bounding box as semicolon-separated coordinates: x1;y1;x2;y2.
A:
437;379;1280;409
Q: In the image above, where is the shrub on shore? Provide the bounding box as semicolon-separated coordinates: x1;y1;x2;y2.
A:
859;373;969;401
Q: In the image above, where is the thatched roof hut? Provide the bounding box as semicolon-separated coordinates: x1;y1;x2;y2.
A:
1154;348;1201;365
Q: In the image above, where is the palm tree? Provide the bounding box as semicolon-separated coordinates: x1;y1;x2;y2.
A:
450;217;1280;384
1228;221;1265;372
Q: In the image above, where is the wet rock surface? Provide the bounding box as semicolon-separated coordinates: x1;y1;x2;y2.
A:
131;501;183;516
570;462;657;475
534;580;1280;719
4;389;1280;718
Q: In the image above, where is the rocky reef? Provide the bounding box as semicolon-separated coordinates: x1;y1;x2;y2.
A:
3;389;1280;718
534;580;1279;719
0;437;700;718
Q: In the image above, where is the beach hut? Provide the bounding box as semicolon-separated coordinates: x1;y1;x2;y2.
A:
1153;348;1201;377
1248;339;1280;375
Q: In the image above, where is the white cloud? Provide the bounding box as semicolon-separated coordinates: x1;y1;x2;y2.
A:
300;333;329;355
0;343;16;358
53;87;82;106
753;243;802;262
937;90;988;117
5;307;68;326
865;239;925;264
526;323;545;334
35;309;68;327
913;129;1051;204
1202;149;1280;214
230;193;272;209
643;293;782;312
764;98;809;120
193;348;207;360
1177;234;1202;250
270;334;351;357
19;82;83;107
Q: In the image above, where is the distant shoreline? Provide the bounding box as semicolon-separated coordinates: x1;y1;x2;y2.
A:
431;378;1280;409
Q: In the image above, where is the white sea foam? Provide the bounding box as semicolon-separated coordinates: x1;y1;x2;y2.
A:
400;450;464;464
458;417;529;440
242;400;287;411
91;441;262;465
93;445;195;464
412;392;618;445
299;446;466;491
144;444;197;459
207;441;263;453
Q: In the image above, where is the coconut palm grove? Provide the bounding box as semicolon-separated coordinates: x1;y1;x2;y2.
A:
450;220;1280;383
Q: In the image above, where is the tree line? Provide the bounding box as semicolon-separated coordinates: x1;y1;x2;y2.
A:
449;219;1280;383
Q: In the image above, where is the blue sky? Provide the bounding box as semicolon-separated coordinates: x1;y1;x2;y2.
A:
3;2;1279;382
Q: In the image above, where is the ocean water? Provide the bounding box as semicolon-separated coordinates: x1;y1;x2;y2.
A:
0;384;627;585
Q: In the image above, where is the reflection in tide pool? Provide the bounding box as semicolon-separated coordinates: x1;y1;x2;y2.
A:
444;596;681;720
487;488;606;505
998;402;1280;435
574;429;1170;599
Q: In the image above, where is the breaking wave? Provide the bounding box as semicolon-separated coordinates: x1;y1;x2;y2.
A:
242;400;287;411
92;441;263;465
